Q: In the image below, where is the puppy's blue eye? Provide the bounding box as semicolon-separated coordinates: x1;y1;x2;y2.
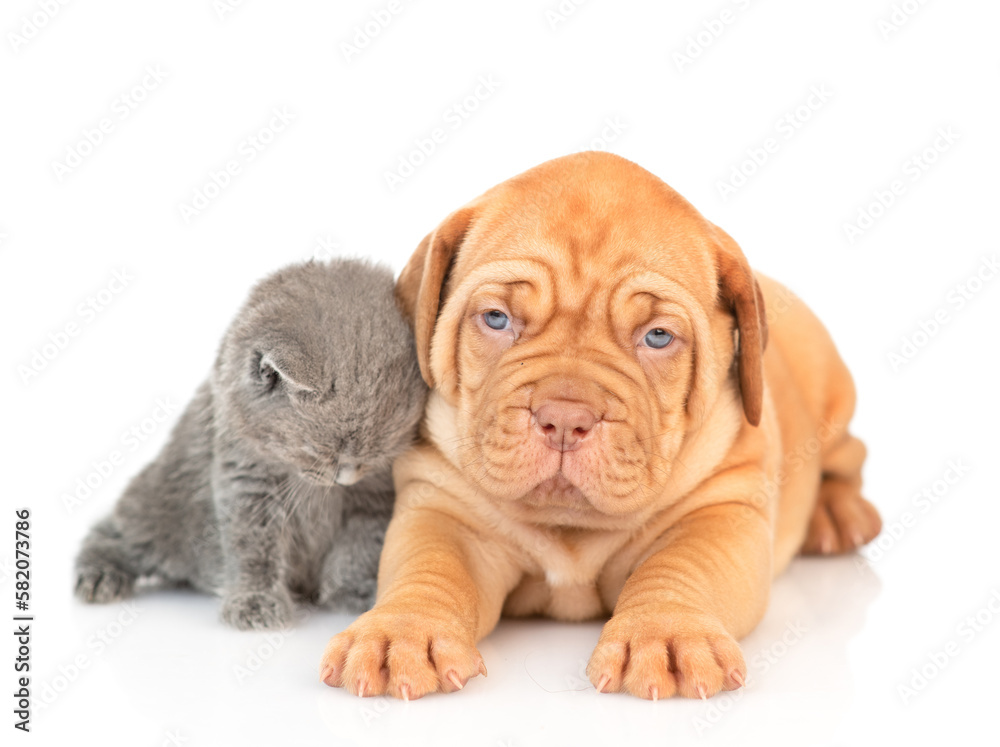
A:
643;328;674;349
483;310;510;331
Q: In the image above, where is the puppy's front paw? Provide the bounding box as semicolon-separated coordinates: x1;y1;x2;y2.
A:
319;609;486;699
75;565;135;603
587;611;746;700
221;589;293;631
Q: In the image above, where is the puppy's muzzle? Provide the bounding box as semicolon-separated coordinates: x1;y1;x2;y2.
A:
532;400;599;452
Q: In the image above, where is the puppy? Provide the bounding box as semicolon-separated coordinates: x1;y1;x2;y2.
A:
320;152;881;699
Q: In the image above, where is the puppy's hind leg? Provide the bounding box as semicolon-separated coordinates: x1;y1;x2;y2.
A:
74;516;142;603
801;434;882;555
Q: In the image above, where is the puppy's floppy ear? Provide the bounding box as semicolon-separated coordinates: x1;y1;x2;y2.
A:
395;206;477;388
711;224;768;427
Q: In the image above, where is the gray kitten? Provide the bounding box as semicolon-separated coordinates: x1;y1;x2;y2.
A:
74;259;427;630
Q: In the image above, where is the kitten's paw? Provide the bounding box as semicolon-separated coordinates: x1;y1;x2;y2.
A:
587;610;746;700
75;565;135;603
221;589;293;631
320;608;485;699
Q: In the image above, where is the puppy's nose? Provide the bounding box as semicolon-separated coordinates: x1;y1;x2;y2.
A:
533;401;598;452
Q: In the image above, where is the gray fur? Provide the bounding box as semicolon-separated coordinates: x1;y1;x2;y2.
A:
74;259;427;630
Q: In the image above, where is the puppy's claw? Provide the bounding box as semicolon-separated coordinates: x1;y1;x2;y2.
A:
477;660;488;678
596;674;611;694
447;671;465;691
356;680;366;698
730;669;745;688
400;684;411;702
696;684;708;700
649;686;659;702
319;665;334;684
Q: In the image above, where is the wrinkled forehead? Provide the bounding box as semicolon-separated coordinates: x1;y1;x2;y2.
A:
450;160;720;307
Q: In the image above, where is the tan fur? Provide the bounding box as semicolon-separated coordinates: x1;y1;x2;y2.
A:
320;152;881;700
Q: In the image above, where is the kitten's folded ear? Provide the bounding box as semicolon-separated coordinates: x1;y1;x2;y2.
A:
395;205;478;388
253;351;318;398
254;352;280;391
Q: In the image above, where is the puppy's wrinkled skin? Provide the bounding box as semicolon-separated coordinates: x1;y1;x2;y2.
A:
320;152;881;698
75;260;428;629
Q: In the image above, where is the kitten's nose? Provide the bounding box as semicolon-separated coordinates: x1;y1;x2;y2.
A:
334;462;363;486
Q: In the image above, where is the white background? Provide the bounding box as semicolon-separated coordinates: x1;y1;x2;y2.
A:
2;0;999;745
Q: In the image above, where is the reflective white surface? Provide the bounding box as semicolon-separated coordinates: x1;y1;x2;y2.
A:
3;0;999;744
27;545;999;746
